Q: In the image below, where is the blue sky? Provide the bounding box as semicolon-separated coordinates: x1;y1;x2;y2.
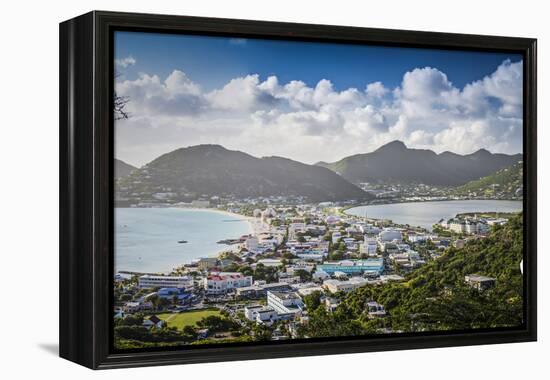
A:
114;31;523;167
115;31;521;92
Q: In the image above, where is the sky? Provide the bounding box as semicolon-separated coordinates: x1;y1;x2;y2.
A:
114;31;523;167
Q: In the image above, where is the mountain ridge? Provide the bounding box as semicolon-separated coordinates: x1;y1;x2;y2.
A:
115;158;138;179
316;140;522;186
118;145;370;202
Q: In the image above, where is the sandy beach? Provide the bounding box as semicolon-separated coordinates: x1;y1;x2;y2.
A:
173;207;270;236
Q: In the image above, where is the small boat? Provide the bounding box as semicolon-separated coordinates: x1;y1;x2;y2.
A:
178;240;188;244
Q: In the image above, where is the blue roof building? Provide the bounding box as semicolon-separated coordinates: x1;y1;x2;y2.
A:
317;258;384;276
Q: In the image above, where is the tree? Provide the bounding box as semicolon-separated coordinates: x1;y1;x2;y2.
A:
303;291;322;311
114;73;130;120
118;313;144;326
295;269;312;282
196;315;238;333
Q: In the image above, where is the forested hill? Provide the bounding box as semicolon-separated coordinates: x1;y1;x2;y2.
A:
300;213;524;337
451;161;523;199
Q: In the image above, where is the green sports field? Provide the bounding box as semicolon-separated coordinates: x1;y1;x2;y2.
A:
157;309;221;330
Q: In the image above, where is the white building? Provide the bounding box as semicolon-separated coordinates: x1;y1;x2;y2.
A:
286;263;315;275
323;277;368;293
312;270;330;282
244;236;259;251
366;301;386;318
407;233;428;243
267;291;304;317
244;305;279;325
332;231;342;244
288;222;306;240
138;275;193;289
254;258;283;268
191;199;210;208
204;272;253;294
360;238;378;256
378;228;402;242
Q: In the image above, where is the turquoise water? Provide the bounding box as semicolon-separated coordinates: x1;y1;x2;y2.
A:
345;200;522;230
115;208;251;273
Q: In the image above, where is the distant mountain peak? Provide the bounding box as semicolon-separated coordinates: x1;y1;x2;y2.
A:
126;144;370;202
317;142;523;186
376;140;407;152
115;158;137;179
471;148;491;156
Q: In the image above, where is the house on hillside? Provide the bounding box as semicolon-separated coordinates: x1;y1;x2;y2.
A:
465;274;496;291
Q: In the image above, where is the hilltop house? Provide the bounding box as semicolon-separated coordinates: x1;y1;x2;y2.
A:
465;274;496;291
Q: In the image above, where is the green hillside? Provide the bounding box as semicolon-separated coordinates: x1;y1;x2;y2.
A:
299;213;524;337
452;161;523;199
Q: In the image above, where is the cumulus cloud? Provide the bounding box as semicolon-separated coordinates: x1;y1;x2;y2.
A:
115;56;136;68
115;59;523;166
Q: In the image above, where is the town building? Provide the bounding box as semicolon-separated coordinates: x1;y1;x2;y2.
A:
142;315;165;329
204;272;253;294
157;287;193;303
138;274;193;289
235;282;292;298
465;274;496;291
322;277;368;293
123;301;153;313
378;228;402;242
190;199;210;208
325;297;340;312
197;257;218;271
366;301;386;318
317;258;384;276
244;305;279;325
267;291;304;317
360;238;378;256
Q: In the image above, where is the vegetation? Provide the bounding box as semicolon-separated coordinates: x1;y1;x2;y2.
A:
451;161;523;199
156;309;221;330
114;309;243;349
299;213;524;338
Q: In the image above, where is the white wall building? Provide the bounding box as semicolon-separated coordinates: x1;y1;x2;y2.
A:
378;228;402;242
332;231;342;244
244;305;279;325
204;272;253;294
267;291;304;317
360;238;378;256
245;236;259;251
323;277;368;293
138;275;193;289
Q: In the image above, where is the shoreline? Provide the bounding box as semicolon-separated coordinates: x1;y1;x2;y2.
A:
340;197;523;213
171;207;259;235
115;207;264;274
343;199;522;231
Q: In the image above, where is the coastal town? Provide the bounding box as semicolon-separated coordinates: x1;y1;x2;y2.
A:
114;197;513;347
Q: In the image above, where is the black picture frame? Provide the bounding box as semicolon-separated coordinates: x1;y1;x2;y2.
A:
59;10;537;369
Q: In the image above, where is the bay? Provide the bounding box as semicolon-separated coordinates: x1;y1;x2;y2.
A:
345;200;522;230
115;208;251;273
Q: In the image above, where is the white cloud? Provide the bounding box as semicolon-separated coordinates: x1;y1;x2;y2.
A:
115;56;136;68
115;59;523;166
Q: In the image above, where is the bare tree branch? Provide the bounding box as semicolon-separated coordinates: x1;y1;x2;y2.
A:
114;72;130;120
